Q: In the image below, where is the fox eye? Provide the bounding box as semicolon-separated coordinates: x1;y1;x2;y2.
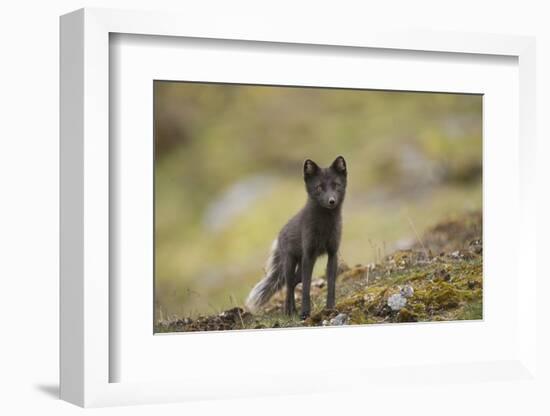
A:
316;184;323;192
332;182;341;188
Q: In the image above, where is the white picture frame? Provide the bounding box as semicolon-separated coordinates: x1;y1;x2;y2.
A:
60;7;538;408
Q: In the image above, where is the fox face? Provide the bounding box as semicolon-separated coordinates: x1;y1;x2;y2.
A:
303;156;347;209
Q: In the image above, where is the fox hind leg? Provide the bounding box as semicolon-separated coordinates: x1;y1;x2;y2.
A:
284;258;298;315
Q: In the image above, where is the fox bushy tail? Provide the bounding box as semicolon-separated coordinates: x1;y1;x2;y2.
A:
245;239;284;312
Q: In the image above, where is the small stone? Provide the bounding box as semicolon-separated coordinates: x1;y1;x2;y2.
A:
387;293;407;311
322;319;330;326
400;285;414;298
329;313;349;326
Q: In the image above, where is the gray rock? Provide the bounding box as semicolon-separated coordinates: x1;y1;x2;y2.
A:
329;313;349;326
387;293;407;311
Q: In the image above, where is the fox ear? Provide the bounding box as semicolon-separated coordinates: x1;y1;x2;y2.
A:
303;159;319;177
331;156;347;175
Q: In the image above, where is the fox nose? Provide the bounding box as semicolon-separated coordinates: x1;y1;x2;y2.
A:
329;197;336;205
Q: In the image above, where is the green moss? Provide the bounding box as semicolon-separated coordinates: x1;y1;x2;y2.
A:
456;299;483;321
396;308;418;323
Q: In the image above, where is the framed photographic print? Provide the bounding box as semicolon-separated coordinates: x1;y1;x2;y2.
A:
60;7;538;408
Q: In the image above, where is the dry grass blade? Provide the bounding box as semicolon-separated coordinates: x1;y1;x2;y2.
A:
405;211;429;257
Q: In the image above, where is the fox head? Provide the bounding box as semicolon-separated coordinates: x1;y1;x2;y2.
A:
303;156;347;210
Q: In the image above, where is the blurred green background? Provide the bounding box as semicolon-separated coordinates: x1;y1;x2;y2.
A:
154;81;482;321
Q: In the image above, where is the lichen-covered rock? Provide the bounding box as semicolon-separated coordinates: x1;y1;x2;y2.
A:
387;293;407;311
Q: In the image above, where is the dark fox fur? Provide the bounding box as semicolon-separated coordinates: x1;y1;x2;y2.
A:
246;156;347;319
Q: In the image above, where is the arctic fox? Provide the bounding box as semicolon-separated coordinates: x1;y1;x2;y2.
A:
246;156;347;319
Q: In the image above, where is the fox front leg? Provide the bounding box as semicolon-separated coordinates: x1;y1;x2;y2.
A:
326;252;338;309
300;255;315;319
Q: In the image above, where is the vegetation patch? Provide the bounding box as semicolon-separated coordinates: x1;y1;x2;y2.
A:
156;211;482;333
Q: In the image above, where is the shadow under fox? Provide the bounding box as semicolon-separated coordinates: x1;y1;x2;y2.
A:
246;156;347;319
